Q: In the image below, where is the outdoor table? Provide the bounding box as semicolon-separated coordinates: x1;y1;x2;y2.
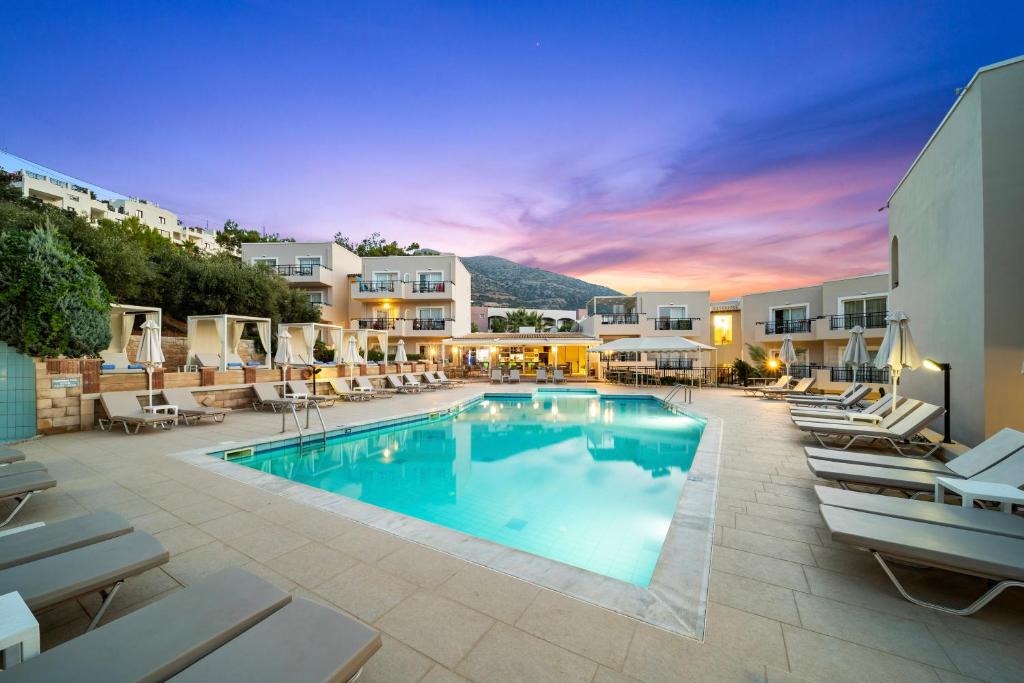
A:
935;477;1024;513
0;592;39;666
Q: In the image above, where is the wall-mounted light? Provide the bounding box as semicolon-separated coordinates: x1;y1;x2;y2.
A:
923;358;952;443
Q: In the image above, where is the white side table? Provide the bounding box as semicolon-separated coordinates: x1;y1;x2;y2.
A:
0;592;39;666
143;404;178;417
935;477;1024;513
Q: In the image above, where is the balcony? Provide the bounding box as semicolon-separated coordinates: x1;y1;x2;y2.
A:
356;318;397;330
402;318;452;336
411;281;447;294
411;318;447;331
829;312;888;330
351;279;399;300
830;366;890;383
601;314;639;324
763;319;813;335
274;263;333;286
653;318;696;331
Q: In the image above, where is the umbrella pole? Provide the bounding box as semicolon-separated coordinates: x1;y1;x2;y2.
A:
146;366;153;407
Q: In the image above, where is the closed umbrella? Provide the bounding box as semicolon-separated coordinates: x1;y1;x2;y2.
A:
274;328;293;381
873;311;920;402
344;337;360;376
394;339;408;363
841;325;870;383
778;336;798;376
136;319;164;407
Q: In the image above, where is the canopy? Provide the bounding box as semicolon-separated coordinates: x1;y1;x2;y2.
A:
588;336;716;353
186;314;272;371
106;303;161;357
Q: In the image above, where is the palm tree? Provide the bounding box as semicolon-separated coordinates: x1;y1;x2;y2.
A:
503;308;545;332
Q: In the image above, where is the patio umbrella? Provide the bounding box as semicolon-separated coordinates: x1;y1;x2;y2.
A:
394;339;408;363
873;311;921;402
778;336;798;376
840;325;870;383
136;319;164;407
274;328;292;380
344;337;360;376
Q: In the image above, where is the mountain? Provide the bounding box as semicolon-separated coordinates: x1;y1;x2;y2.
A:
461;255;622;310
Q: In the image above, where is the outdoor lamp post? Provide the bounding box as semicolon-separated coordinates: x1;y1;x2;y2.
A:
923;358;952;443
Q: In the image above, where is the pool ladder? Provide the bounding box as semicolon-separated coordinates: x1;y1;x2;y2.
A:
665;383;693;404
280;400;328;449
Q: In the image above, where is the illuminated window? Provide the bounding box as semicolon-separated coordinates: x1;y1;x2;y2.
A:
713;315;733;345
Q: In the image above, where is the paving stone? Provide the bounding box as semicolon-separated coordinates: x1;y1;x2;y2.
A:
456;623;598;683
377;591;494;667
783;624;942;683
711;545;809;592
721;527;816;565
376;543;464;589
265;541;357;588
623;623;767;682
360;634;434;683
315;561;417;623
709;570;801;625
437;563;540;623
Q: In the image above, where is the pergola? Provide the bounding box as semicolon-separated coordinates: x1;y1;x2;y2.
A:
106;303;161;357
588;336;718;381
186;314;272;371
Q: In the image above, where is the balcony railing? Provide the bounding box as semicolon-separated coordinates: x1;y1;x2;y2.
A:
600;314;639;324
276;264;329;277
830;366;890;383
654;318;697;331
829;312;888;330
763;319;813;334
412;281;447;293
357;318;396;330
411;318;447;331
357;280;398;293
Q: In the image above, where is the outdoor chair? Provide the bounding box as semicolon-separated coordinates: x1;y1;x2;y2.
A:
787;383;869;408
355;376;395;398
790;393;901;422
161;388;229;425
286;380;337;407
98;392;178;434
796;401;944;456
251;383;307;412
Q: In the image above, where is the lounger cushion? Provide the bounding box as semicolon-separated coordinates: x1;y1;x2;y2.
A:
170;598;381;683
0;530;168;611
0;452;26;465
804;447;955;473
944;428;1024;479
0;471;57;499
807;458;944;492
815;486;1024;540
0;510;133;570
4;567;289;682
821;505;1024;581
0;460;48;477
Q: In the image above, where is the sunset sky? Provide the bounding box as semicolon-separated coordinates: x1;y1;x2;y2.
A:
3;2;1022;299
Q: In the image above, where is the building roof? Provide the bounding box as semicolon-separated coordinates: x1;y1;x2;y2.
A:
443;332;600;346
711;299;741;312
888;54;1024;203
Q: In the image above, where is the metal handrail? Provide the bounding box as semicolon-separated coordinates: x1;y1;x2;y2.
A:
305;400;328;446
282;403;304;447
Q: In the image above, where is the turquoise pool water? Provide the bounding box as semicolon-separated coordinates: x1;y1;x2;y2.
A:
229;393;704;585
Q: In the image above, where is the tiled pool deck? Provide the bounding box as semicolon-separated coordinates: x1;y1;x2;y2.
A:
10;385;1024;682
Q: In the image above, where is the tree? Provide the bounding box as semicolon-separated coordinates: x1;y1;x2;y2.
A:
503;308;545;332
334;231;421;256
0;221;111;356
216;219;293;253
558;320;576;332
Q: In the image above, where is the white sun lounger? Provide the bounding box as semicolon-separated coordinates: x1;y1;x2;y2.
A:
743;375;791;396
795;400;944;455
286;380;337;407
328;377;373;401
791;393;902;422
761;376;815;399
354;376;395;398
787;383;869;408
251;383;306;412
385;374;419;393
404;373;432;390
161;388;230;425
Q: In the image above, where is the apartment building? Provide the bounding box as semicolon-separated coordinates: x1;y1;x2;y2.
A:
4;153;220;253
580;291;712;345
240;242;362;325
241;244;472;357
886;55;1024;444
350;254;472;356
737;273;890;375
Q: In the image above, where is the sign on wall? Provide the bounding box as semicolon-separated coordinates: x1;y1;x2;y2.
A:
50;377;81;389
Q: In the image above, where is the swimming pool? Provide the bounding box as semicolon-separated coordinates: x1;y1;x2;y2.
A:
224;393;704;586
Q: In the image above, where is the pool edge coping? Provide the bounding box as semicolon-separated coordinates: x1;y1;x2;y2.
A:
165;387;722;640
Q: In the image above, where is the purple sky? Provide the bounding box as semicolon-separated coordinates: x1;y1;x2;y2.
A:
3;2;1022;298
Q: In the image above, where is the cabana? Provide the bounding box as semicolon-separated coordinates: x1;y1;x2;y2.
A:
278;323;345;367
588;336;718;383
101;303;162;373
337;328;390;369
186;314;272;371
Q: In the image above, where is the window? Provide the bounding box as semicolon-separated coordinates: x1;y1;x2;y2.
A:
713;315;733;345
252;257;277;268
297;256;321;276
657;306;687;319
418;307;443;320
135;209;144;218
159;216;166;225
416;271;445;293
768;305;811;334
840;296;887;328
365;271;398;292
890;236;899;288
307;291;324;304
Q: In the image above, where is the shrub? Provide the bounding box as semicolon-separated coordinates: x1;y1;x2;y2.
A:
0;221;111;356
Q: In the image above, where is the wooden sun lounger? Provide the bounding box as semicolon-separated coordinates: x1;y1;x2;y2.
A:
4;568;381;682
0;530;168;630
162;388;230;425
0;511;133;571
820;504;1024;615
0;470;57;528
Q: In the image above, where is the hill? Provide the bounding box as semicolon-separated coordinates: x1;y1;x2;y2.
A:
461;255;622;310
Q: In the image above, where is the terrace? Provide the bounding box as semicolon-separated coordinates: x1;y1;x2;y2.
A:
11;385;1021;682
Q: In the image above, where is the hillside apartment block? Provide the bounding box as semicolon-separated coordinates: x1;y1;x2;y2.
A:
240;242;472;357
3;153;220;252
